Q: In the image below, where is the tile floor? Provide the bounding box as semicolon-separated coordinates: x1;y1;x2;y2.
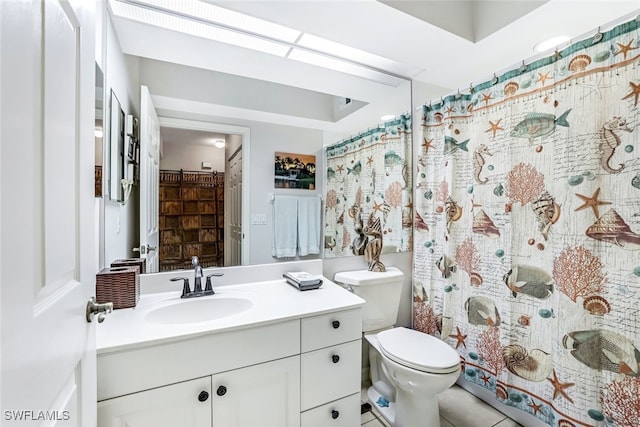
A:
360;385;523;427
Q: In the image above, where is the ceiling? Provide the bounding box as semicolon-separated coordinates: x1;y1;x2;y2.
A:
109;0;640;134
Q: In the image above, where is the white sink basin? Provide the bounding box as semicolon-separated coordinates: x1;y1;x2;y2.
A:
144;296;253;325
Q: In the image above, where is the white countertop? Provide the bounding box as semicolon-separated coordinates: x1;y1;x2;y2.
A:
97;277;365;354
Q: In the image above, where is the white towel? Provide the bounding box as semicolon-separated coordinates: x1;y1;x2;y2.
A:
272;196;298;258
297;196;321;256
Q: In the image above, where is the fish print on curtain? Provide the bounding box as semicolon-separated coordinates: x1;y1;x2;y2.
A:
413;18;640;427
325;114;413;258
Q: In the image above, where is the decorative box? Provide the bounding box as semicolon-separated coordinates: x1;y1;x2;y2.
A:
111;257;146;274
96;266;139;309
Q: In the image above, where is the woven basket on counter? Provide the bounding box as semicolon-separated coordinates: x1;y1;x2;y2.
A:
96;266;140;309
111;257;146;274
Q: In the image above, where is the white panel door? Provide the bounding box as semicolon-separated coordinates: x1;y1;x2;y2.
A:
139;85;160;272
226;148;243;266
1;0;97;425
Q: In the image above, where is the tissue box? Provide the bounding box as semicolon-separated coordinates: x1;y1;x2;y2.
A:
96;266;140;309
111;257;146;274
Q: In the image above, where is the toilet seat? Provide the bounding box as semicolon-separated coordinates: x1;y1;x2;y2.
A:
377;327;460;374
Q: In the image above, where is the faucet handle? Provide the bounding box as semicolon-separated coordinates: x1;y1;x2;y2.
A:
171;277;191;298
204;273;224;293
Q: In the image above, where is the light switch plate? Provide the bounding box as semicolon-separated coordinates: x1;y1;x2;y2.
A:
252;213;267;225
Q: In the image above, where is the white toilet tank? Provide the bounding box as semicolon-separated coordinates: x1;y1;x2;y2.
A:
334;267;404;333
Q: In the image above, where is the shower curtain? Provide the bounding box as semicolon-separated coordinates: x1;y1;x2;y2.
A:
413;17;640;427
325;114;412;258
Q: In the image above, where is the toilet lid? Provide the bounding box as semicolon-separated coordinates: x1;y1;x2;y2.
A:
377;327;461;374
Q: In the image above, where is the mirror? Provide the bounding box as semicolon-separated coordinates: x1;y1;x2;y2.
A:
95;63;104;197
108;89;125;202
100;4;413;273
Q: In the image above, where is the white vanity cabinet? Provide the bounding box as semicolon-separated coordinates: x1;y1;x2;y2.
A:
96;279;364;427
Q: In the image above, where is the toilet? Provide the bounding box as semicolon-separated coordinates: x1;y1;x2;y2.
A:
334;268;461;427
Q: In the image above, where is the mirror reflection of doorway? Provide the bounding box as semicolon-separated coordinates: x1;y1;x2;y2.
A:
156;120;246;271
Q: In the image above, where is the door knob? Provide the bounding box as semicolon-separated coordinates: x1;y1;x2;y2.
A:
132;244;156;254
198;391;209;402
86;297;113;323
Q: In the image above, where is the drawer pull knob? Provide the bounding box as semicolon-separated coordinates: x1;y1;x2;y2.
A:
331;354;340;363
197;391;209;402
331;410;340;419
332;320;340;329
216;385;227;396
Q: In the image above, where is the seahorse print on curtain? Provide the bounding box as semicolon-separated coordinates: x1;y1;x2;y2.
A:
413;17;640;427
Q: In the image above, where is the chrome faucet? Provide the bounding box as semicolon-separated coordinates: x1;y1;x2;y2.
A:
192;256;204;293
170;256;223;298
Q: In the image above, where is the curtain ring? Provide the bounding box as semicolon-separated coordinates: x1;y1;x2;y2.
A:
519;60;527;73
592;27;603;44
491;73;499;85
469;83;475;94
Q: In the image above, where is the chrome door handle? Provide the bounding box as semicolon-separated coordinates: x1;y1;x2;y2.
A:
133;244;156;254
86;297;113;323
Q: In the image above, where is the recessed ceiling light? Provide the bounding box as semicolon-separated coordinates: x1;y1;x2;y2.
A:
533;35;571;53
213;139;226;148
380;115;396;121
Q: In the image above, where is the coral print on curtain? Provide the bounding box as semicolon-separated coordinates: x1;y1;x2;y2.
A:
325;115;413;258
413;17;640;427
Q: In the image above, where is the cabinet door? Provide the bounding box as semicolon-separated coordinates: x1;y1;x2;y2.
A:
97;377;211;427
212;355;300;427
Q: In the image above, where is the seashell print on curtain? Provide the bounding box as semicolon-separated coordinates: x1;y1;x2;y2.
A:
325;114;413;257
413;17;640;427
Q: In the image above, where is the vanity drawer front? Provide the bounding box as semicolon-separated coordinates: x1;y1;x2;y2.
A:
300;340;361;411
301;308;362;352
301;393;360;427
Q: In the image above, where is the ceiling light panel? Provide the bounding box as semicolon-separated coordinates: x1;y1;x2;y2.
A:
124;0;301;42
288;49;406;86
110;0;290;56
296;33;420;77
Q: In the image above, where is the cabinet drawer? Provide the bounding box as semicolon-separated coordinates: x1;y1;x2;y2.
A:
301;340;361;411
301;393;360;427
301;308;362;352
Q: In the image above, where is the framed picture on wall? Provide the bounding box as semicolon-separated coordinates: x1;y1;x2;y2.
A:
274;152;316;189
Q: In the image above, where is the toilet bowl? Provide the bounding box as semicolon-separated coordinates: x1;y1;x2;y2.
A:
366;327;460;427
333;269;461;427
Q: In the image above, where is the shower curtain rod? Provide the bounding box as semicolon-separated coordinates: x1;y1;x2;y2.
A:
421;9;640;110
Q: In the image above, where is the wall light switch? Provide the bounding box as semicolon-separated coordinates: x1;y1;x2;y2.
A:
251;213;267;225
